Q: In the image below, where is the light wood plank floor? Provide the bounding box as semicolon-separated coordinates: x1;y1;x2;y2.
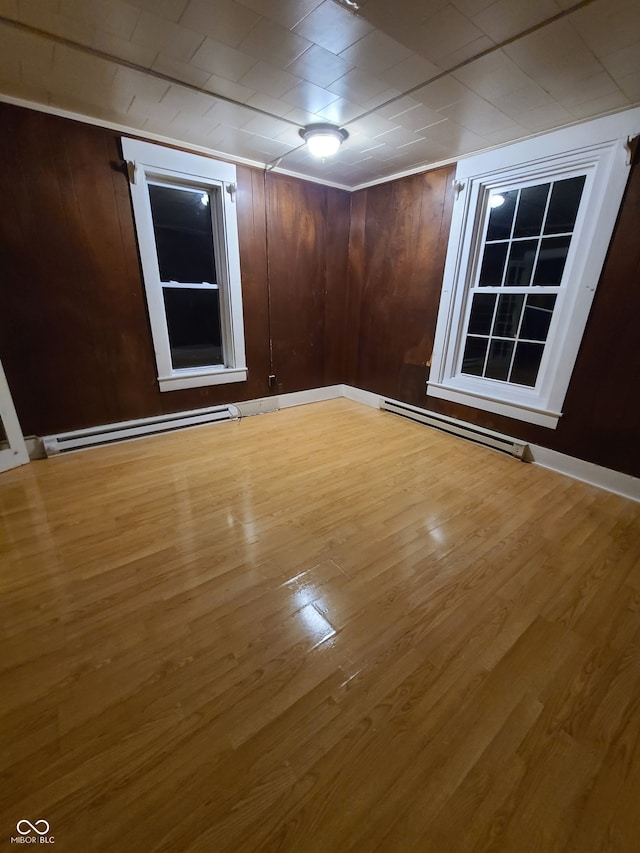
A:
1;399;639;852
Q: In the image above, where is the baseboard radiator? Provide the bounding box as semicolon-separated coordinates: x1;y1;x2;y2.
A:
380;399;528;460
42;404;239;456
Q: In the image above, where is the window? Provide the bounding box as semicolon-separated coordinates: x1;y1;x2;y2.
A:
122;138;247;391
428;109;639;428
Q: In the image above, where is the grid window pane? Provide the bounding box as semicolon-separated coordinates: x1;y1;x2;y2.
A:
485;339;514;381
511;341;544;386
513;184;549;238
163;287;223;369
462;337;488;376
532;236;571;286
493;294;524;338
486;189;518;240
468;294;496;335
544;175;585;235
149;184;216;284
521;294;556;341
504;239;538;286
478;243;508;286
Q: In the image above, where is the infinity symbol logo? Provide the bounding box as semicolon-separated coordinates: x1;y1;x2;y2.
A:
17;819;50;836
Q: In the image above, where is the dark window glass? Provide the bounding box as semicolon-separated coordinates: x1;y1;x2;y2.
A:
511;341;544;386
149;184;216;284
513;184;549;238
478;243;508;287
485;339;514;381
532;236;571;286
544;175;585;234
486;189;517;241
462;337;488;376
468;294;496;335
521;294;556;341
504;239;538;286
163;287;223;369
493;294;524;338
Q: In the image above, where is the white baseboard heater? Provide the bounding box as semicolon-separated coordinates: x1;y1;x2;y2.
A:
42;404;239;456
380;399;528;460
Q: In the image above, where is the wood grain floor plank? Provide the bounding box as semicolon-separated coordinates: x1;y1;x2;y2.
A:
1;399;639;852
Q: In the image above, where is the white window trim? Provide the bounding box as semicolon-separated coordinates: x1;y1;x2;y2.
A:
428;109;640;429
122;137;247;391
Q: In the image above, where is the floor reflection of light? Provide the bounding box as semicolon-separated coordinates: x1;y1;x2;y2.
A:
290;588;336;647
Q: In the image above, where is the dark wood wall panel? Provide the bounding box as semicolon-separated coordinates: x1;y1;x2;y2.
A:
347;167;456;403
0;103;349;436
265;173;350;394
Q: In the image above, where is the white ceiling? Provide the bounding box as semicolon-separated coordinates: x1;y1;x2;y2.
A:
0;0;639;188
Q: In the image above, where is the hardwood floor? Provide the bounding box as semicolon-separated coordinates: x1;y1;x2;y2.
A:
1;399;639;852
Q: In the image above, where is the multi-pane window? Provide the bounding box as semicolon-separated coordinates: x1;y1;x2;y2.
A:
428;109;637;428
122;137;246;392
461;176;585;388
148;183;224;370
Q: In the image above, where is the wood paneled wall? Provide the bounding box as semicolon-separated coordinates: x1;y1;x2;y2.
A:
2;100;638;478
0;102;350;436
348;155;640;479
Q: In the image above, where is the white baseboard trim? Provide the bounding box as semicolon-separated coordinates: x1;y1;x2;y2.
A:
278;386;343;409
340;384;381;408
234;386;342;416
528;444;640;503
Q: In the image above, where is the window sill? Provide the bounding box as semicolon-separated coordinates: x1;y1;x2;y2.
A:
426;381;561;429
158;367;248;392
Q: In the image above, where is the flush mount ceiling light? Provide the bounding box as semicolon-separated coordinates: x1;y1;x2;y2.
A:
299;124;349;158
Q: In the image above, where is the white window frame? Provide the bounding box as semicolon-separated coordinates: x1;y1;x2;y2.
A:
428;109;640;428
122;137;247;392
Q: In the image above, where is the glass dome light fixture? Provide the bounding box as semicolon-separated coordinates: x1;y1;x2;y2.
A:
489;193;505;209
299;123;349;158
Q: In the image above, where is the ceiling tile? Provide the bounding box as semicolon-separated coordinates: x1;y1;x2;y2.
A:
190;37;257;81
568;0;640;58
238;18;312;67
113;65;170;101
152;53;211;88
617;72;640;101
239;60;301;98
392;103;448;131
130;11;205;63
452;50;535;100
339;29;414;74
93;30;157;68
378;53;440;90
292;0;374;56
373;124;426;146
313;97;363;124
236;0;323;30
125;0;189;23
327;67;391;103
60;0;140;41
412;75;475;110
0;0;18;16
280;80;339;112
17;0;95;45
407;4;489;66
246;91;294;116
567;89;631;119
492;82;558;117
287;44;354;89
599;41;640;81
202;73;256;104
178;0;260;48
514;102;574;132
472;0;563;44
438;91;520;135
160;83;214;115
